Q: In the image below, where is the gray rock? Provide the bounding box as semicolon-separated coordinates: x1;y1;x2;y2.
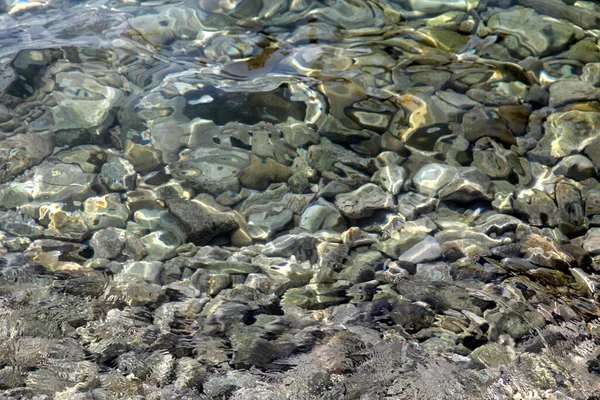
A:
43;67;125;145
261;233;319;262
0;132;53;184
167;198;238;245
487;6;578;58
398;235;442;264
318;181;353;199
84;194;130;230
583;228;600;255
169;147;250;196
32;162;98;202
513;189;559;227
460;106;515;145
134;209;187;243
475;213;523;235
438;167;491;202
555;181;585;234
299;199;346;232
549;80;600;108
397;192;438;220
0;181;33;209
583;63;600;86
0;211;44;238
371;165;407;195
307;137;369;173
244;203;294;241
140;230;183;261
441;238;492;261
90;228;127;259
373;231;426;259
531;110;600;164
100;157;137;191
122;261;164;285
412;163;457;197
470;343;516;368
44;209;90;241
335;183;395;219
553;155;596;181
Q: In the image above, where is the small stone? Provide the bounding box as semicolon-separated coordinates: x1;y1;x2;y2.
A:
124;140;163;174
0;132;54;184
307;137;369;173
122;261;164;284
140;230;182;261
0;211;45;238
583;228;600;255
373;231;426;259
371;165;407;195
1;236;31;252
45;209;90;241
133;209;187;243
521;233;574;269
240;155;293;190
398;235;442;264
553;155;596;181
531;110;600;164
549;80;600;108
513;189;559;227
335;183;395;219
487;6;578;58
167;198;238;245
318;181;353;200
438;167;491;202
193;272;231;296
397;192;438;220
245;203;294;241
441;239;491;261
412;163;457;197
83;194;130;230
470;343;516;368
100;157;137;191
415;261;452;281
32;162;98;203
299;200;346;232
461;106;515;145
90;228;127;259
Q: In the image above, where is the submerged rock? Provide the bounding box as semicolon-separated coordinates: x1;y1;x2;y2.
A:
99;157;137;191
487;6;579;58
0;133;53;184
398;235;442;264
335;183;395;219
530;111;600;164
412;163;457;197
167;198;238;245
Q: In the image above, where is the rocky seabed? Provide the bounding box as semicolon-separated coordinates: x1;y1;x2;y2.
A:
1;0;600;398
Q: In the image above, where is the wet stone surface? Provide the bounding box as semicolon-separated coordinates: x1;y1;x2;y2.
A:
1;0;600;399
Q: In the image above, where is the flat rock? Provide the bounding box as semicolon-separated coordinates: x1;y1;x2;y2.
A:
167;198;238;245
549;80;600;108
240;155;293;190
583;228;600;255
0;132;53;184
398;235;442;264
412;163;457;197
335;183;395;219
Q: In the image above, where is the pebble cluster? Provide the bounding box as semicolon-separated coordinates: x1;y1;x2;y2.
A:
1;0;600;398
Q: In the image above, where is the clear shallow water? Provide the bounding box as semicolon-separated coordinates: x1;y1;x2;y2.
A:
1;0;600;399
